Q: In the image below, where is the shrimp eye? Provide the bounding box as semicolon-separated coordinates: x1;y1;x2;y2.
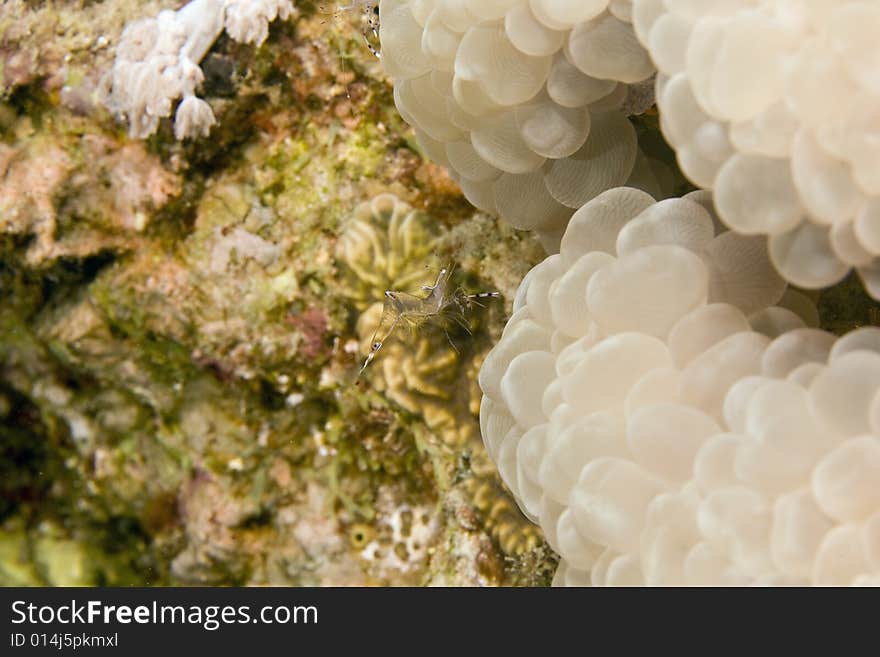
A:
372;342;381;350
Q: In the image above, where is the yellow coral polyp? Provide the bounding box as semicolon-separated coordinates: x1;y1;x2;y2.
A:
339;193;439;305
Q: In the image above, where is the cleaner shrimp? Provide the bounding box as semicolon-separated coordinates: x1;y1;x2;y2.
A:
322;1;381;58
358;266;500;376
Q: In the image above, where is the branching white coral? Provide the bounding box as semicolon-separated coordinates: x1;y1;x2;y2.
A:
632;0;880;298
478;186;880;586
379;0;667;250
106;0;293;139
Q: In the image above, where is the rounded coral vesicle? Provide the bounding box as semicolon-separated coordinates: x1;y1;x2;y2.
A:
478;186;880;586
631;0;880;299
379;1;670;248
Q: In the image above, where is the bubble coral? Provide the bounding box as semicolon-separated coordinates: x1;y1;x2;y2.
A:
379;0;663;249
106;0;293;139
477;187;880;586
632;0;880;298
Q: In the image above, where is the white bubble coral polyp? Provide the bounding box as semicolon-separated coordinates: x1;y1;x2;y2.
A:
632;0;880;298
379;0;662;249
479;186;880;586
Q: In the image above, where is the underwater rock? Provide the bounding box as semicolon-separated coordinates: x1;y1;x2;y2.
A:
0;121;179;265
377;0;676;250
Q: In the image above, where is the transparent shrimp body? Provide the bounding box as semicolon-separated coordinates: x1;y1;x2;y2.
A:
359;267;499;374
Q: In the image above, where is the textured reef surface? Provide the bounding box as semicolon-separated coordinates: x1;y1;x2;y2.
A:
0;0;553;585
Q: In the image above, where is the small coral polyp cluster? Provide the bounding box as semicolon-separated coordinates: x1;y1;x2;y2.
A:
338;193;440;304
640;0;880;297
479;188;880;586
379;0;662;249
107;0;293;139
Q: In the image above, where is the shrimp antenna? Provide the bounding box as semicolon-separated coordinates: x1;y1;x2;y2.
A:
355;303;401;380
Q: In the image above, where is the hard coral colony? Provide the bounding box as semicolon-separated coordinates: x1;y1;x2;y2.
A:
480;188;880;586
379;0;659;251
6;0;879;587
338;193;490;448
